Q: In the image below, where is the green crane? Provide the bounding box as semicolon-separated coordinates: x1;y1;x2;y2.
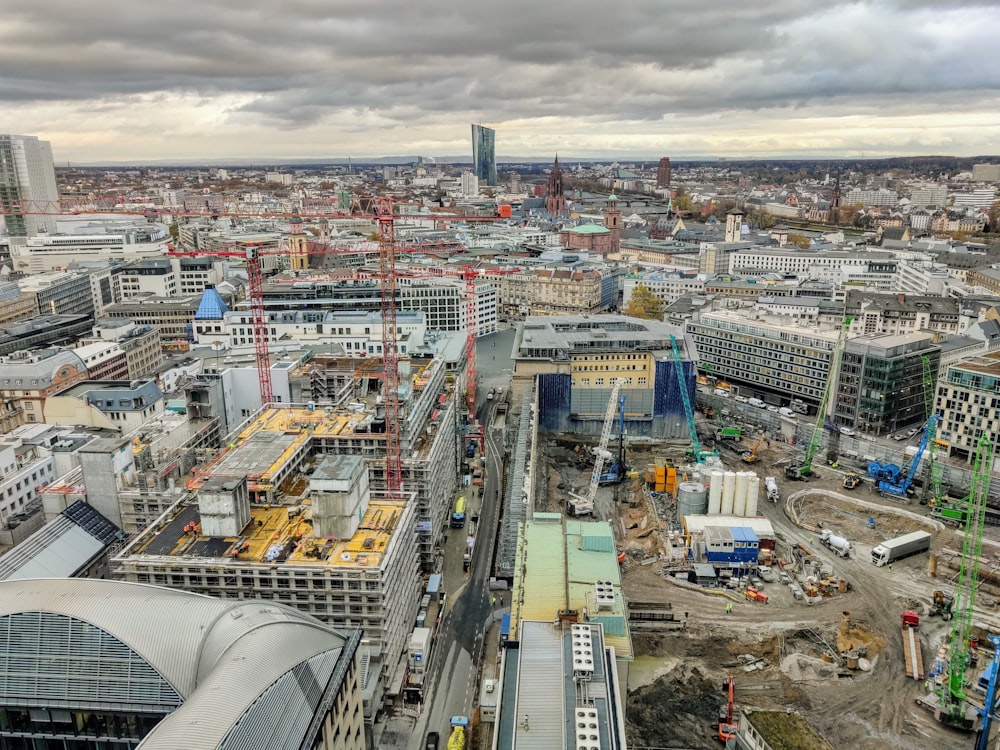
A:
937;432;995;729
920;355;944;506
786;316;852;480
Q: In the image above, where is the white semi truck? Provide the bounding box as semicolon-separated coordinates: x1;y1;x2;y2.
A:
871;530;932;567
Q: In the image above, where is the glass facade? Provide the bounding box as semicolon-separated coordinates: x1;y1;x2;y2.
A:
471;125;497;186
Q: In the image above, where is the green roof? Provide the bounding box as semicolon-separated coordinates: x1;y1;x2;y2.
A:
569;224;610;235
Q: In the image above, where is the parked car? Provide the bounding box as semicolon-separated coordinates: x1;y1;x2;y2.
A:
425;732;440;750
766;405;779;413
733;395;749;404
906;427;920;437
839;426;856;436
892;432;907;441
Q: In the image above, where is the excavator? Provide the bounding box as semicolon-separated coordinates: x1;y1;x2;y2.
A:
929;590;954;620
717;675;738;743
741;436;768;465
843;472;862;490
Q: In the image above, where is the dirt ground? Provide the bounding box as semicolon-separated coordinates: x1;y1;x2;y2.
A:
543;429;999;750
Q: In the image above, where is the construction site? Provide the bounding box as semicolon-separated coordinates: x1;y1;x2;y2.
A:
529;335;1000;749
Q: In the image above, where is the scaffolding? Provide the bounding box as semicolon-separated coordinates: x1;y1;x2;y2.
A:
494;384;536;578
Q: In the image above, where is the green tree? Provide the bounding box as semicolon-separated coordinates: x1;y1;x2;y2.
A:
624;284;665;320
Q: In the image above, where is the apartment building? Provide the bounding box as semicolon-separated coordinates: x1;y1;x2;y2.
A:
497;266;617;318
967;267;1000;296
936;351;1000;463
0;436;57;529
45;380;165;433
195;309;427;357
83;318;164;379
0;348;89;430
623;271;705;307
115;447;422;724
0;282;38;325
117;257;226;299
841;292;963;337
835;333;940;434
687;310;842;407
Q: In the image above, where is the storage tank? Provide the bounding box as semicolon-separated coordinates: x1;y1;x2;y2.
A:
721;471;736;515
677;482;708;519
734;471;750;516
745;474;760;517
708;471;723;514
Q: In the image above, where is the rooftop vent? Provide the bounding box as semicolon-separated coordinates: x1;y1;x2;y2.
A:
571;623;594;678
594;580;616;610
574;707;602;750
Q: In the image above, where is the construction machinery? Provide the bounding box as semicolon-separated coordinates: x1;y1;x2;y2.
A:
867;415;938;500
901;610;925;680
785;316;852;480
934;433;995;730
670;334;715;463
447;716;469;750
929;590;955;620
740;436;767;464
568;379;626;516
717;675;738;743
842;472;861;490
600;390;628;485
974;636;1000;750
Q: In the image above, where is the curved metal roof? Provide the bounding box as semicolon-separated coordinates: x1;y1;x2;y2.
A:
0;578;354;750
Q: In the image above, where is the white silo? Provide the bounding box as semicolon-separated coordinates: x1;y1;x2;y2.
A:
746;474;761;517
734;471;750;516
708;471;723;515
721;471;736;515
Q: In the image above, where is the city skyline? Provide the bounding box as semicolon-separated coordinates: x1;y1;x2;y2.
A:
2;2;1000;162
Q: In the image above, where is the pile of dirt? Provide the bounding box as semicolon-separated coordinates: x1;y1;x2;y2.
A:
626;668;722;750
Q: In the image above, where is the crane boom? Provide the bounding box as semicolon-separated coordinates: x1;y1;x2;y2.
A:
584;379;627;510
669;334;706;463
938;432;994;727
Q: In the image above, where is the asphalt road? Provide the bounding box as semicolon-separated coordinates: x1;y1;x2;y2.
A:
402;333;511;747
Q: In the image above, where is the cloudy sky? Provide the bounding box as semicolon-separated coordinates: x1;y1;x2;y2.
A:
2;0;999;162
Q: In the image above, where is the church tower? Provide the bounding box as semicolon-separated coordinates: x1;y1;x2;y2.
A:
288;211;309;271
545;156;566;217
830;172;842;225
604;193;621;256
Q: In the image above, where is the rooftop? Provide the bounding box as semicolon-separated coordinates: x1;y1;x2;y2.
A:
950;350;1000;376
134;496;406;569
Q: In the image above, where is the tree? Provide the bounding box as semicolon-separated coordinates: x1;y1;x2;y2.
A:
787;232;812;249
624;284;665;320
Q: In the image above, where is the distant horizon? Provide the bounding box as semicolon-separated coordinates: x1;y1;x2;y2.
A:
55;153;1000;169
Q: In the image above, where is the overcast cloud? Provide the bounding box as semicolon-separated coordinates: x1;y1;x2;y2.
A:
1;0;999;161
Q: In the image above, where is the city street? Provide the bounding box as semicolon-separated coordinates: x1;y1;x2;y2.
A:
385;328;514;749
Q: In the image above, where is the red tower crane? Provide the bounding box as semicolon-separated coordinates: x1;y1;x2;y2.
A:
6;193;507;498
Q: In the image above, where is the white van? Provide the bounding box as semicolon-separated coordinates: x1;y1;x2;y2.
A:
747;398;765;408
779;407;795;417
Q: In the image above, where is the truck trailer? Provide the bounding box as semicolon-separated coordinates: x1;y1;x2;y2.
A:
901;610;925;680
871;530;932;567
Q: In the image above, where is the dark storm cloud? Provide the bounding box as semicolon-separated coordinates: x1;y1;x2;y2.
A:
2;0;999;156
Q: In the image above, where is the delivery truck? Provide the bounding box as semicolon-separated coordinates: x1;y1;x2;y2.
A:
871;530;932;567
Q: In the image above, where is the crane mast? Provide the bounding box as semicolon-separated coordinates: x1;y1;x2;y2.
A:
669;334;707;463
937;432;994;728
787;316;851;479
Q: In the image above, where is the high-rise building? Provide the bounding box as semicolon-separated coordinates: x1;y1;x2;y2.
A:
0;134;59;237
471;124;497;186
656;156;672;189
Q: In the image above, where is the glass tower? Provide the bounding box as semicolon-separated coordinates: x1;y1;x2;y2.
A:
0;134;59;237
471;125;497;186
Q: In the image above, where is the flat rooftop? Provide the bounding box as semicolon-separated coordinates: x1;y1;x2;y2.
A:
952;350;1000;376
135;497;406;569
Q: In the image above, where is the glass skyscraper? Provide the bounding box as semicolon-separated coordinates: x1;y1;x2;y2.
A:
471;124;497;186
0;134;59;237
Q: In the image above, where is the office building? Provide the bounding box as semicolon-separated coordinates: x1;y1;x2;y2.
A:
936;351;1000;463
687;310;842;409
0;134;58;237
471;124;497;186
972;163;1000;182
656;156;672;189
623;271;705;307
512;314;693;439
0;578;366;750
835;333;940;434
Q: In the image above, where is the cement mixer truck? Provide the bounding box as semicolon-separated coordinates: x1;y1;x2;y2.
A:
820;529;853;558
448;716;468;750
764;476;780;503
